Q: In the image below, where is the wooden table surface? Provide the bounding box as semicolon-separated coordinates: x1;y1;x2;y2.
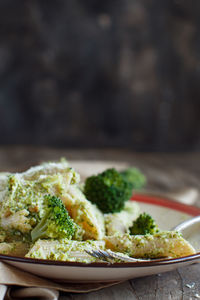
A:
1;146;200;300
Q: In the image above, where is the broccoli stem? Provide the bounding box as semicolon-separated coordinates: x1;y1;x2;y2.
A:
31;210;50;242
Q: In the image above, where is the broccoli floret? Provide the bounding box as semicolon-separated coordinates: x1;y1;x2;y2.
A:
83;168;133;214
129;213;159;235
120;167;146;190
31;195;75;242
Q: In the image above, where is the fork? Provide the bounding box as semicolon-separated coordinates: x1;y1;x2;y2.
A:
85;249;151;263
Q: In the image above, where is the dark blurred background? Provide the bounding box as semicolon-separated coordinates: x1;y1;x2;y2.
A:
0;0;200;151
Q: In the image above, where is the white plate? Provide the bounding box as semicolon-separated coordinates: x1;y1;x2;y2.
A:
0;194;200;282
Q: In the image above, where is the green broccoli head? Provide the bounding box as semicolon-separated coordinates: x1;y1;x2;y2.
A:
31;195;75;242
83;168;133;214
120;167;146;190
129;213;159;235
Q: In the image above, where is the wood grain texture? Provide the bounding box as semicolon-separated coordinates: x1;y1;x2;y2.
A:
0;146;200;299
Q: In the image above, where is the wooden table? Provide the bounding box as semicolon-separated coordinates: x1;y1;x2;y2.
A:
1;146;200;299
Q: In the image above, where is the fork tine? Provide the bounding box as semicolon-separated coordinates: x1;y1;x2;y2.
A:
85;250;99;258
85;250;109;261
92;250;105;258
98;249;113;259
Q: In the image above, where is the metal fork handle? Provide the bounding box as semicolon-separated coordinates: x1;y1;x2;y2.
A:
102;250;151;262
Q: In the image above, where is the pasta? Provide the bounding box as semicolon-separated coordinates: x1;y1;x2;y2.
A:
26;239;105;263
61;185;105;240
104;232;195;258
0;160;196;262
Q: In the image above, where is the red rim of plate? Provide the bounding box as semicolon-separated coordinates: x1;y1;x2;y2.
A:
132;193;200;216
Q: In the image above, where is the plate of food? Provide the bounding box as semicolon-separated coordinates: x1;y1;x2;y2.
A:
0;160;199;282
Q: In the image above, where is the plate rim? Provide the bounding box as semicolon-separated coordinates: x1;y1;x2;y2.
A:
0;251;200;268
1;193;200;268
133;193;200;216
